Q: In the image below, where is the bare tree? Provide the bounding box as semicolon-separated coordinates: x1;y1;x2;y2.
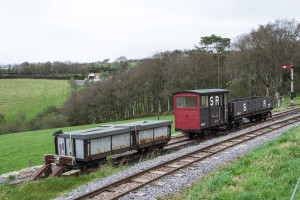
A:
234;19;300;105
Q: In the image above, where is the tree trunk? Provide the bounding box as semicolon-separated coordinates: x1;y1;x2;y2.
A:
142;97;145;113
275;91;280;107
151;103;154;113
158;98;161;113
167;97;170;112
132;104;135;116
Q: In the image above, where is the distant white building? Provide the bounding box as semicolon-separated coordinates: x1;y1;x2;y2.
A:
88;73;102;82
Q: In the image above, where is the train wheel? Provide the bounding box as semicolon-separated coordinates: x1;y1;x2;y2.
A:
157;144;165;151
263;115;267;121
229;123;234;131
189;133;195;139
234;122;240;129
182;130;189;138
137;149;144;154
256;114;262;122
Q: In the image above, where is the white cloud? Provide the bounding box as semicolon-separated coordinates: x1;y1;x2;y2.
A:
0;0;299;63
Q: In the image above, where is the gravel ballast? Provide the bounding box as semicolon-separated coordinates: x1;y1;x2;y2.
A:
53;113;300;200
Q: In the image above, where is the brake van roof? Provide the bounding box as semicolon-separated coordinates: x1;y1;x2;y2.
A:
173;89;229;95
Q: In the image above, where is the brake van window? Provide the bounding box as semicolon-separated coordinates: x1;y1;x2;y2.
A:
177;97;198;108
201;96;208;107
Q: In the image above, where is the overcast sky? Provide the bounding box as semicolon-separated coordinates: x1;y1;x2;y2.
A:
0;0;299;64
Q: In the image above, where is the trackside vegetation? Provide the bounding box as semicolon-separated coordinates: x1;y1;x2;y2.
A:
165;125;300;200
0;164;128;200
0;115;174;175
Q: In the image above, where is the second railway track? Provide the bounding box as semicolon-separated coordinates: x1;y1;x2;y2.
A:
74;113;300;200
6;107;300;187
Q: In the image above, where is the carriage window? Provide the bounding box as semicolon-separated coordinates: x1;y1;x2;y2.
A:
201;96;208;107
224;94;228;106
220;95;223;106
177;97;198;108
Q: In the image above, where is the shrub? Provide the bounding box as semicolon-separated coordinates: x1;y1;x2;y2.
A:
40;113;69;129
226;78;251;99
0;113;5;124
30;106;60;130
18;111;26;121
0;120;29;134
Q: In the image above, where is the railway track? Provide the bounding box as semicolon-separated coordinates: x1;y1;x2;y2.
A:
4;107;300;186
164;107;300;148
271;107;300;118
74;114;300;200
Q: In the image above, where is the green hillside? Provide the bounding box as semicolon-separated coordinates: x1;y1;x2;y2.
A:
0;79;70;122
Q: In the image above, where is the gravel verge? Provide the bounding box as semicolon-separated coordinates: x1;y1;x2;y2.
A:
0;165;43;185
54;113;300;200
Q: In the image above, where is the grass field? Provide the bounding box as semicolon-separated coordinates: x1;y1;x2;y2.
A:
166;125;300;200
0;115;174;175
0;79;70;122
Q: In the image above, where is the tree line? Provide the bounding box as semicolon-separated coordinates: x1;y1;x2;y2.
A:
61;19;300;126
1;19;299;134
0;57;138;79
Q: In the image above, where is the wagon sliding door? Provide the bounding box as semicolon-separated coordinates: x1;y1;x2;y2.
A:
223;93;228;124
209;94;221;127
218;93;228;125
200;95;209;130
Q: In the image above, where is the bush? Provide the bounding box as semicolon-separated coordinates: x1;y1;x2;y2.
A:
40;113;69;129
0;113;5;124
18;111;26;121
226;78;251;99
0;120;29;134
30;106;60;130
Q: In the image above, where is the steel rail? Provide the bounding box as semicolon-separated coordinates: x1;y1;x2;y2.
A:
74;115;300;200
165;107;300;148
7;107;300;187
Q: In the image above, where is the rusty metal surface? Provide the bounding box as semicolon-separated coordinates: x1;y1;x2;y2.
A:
44;154;54;165
49;166;66;177
57;137;66;156
54;120;172;163
112;133;131;150
91;136;111;155
154;126;168;141
66;138;73;157
139;129;153;144
75;139;84;159
30;164;52;180
59;156;73;167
